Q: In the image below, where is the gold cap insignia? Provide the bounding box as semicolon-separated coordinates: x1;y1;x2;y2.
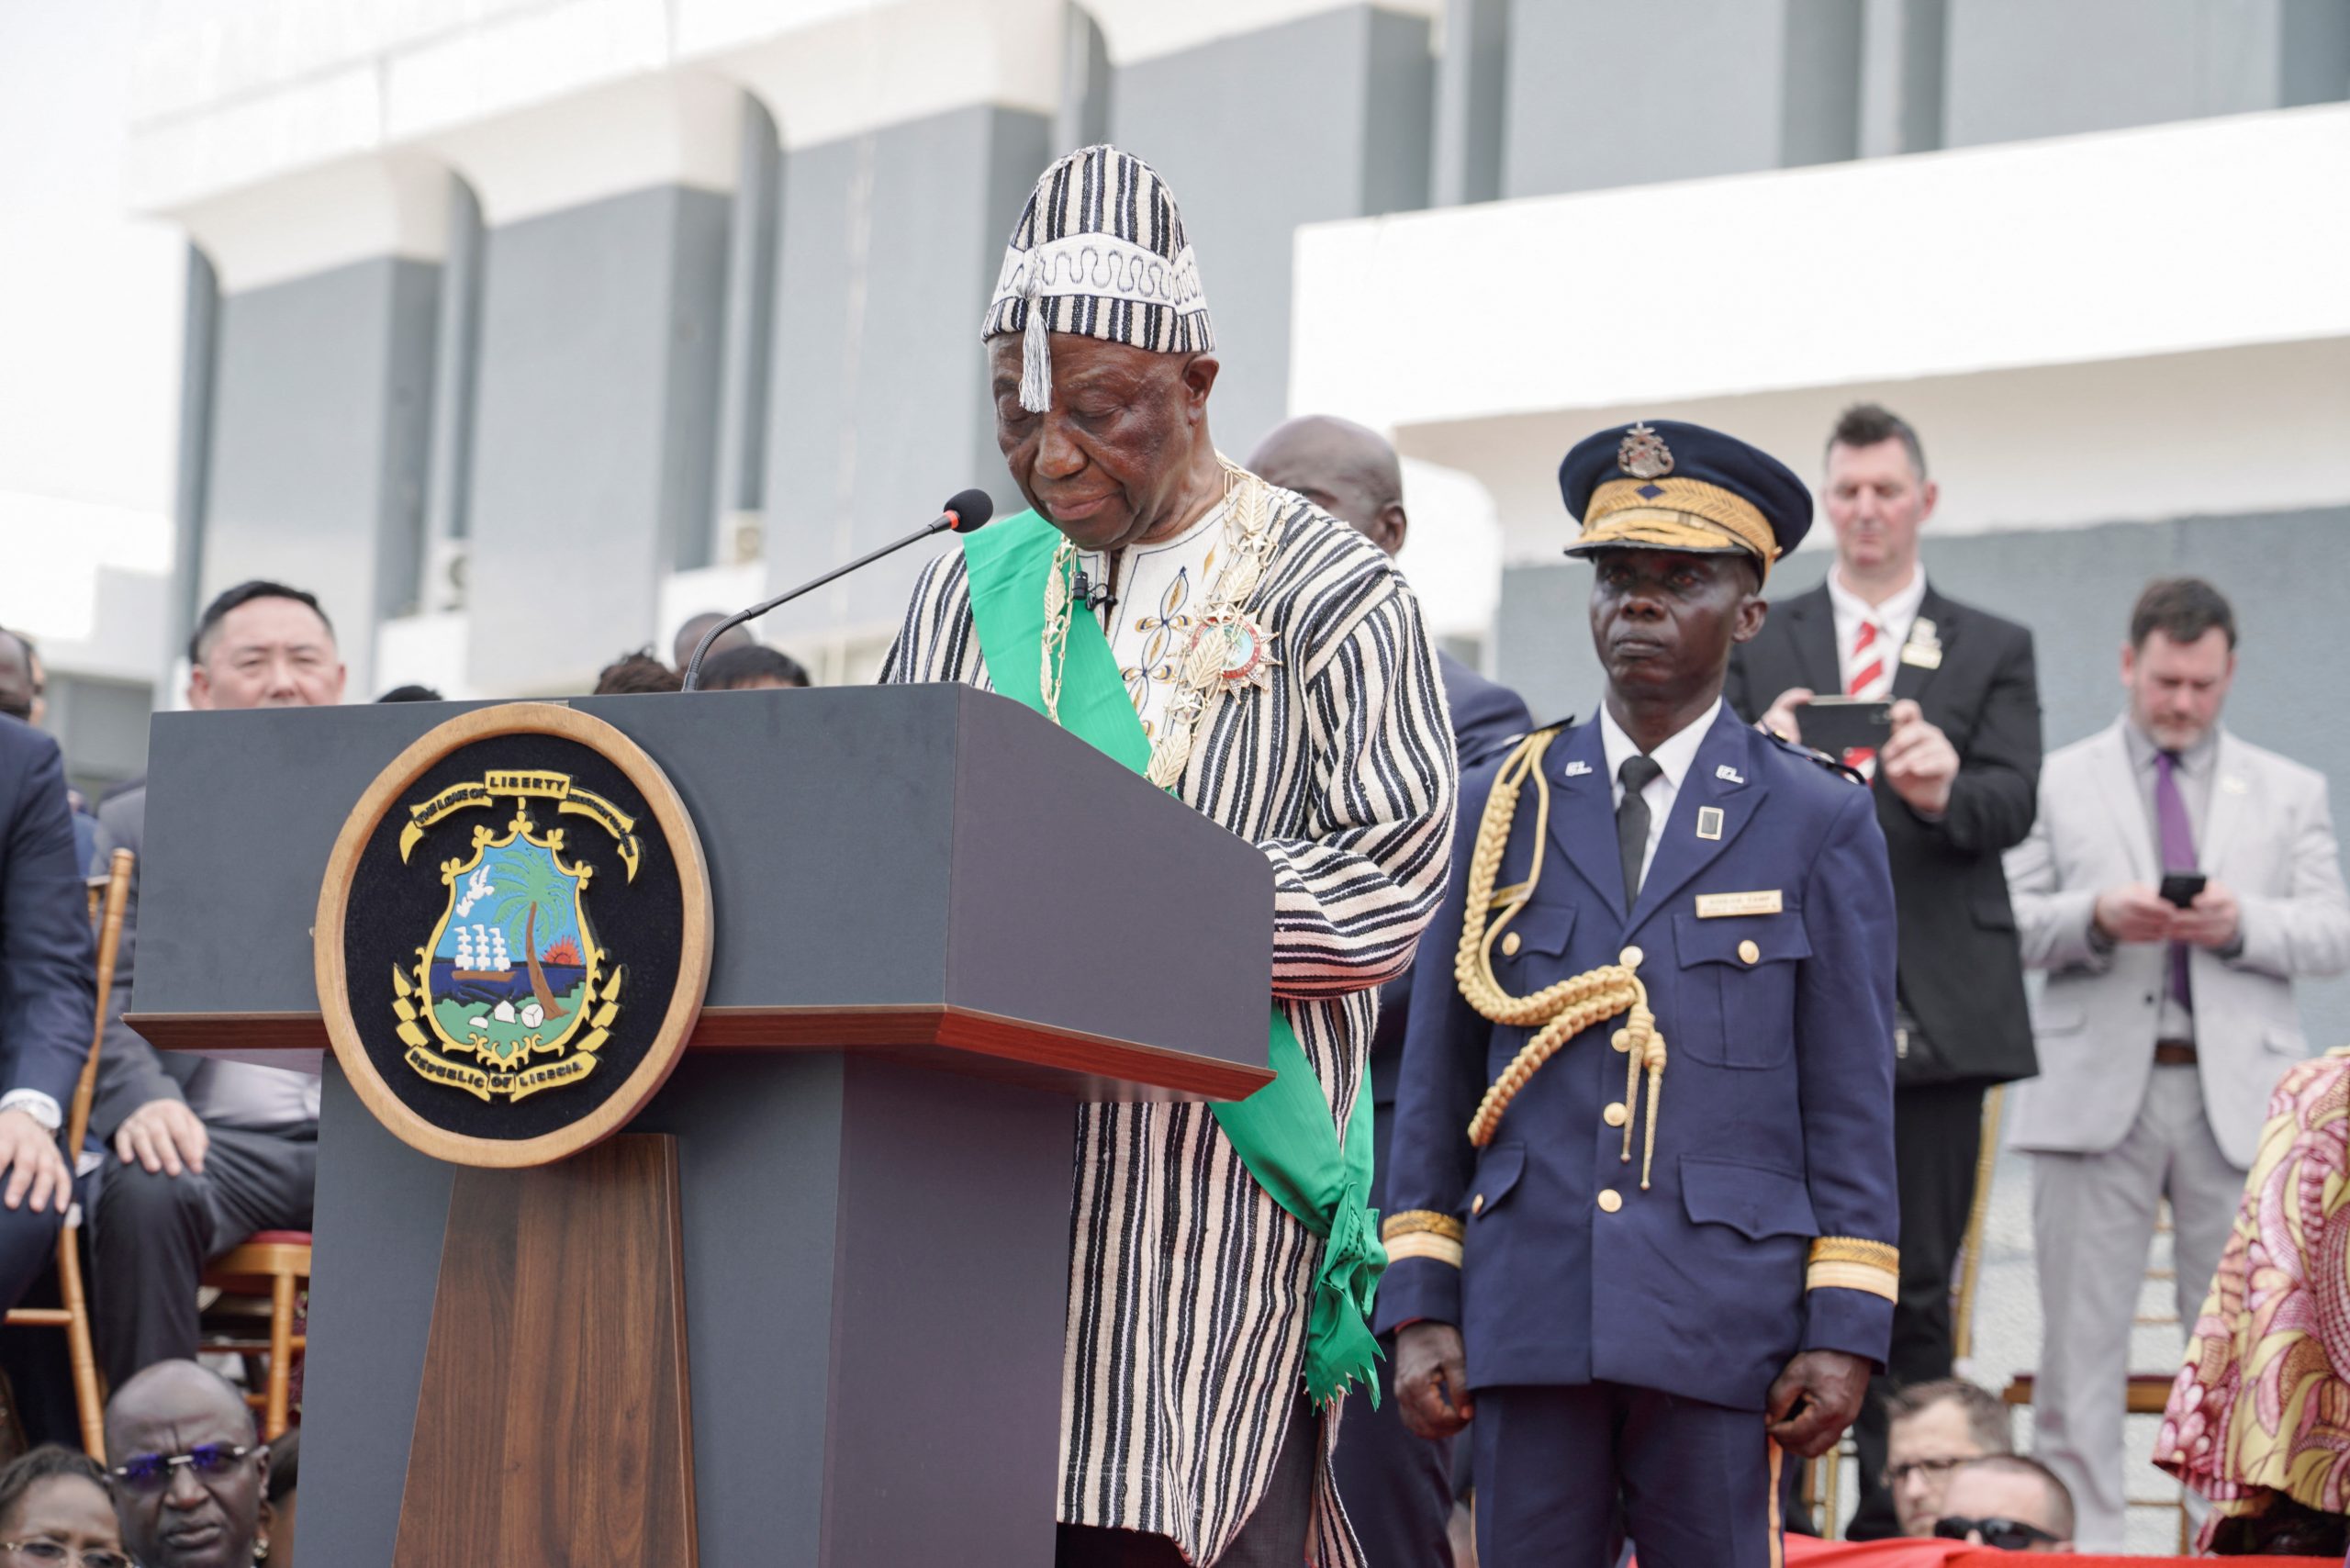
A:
1618;422;1674;480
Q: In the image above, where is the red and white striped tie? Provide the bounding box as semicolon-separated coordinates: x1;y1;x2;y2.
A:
1845;622;1887;776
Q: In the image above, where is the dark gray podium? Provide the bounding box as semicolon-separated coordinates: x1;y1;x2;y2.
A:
126;686;1275;1567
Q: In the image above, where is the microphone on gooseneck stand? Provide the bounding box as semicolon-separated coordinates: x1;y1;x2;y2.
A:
680;487;995;691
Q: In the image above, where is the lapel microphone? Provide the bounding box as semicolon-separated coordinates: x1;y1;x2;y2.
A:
1073;572;1117;615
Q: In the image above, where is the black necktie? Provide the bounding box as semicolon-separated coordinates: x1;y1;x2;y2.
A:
1617;754;1664;913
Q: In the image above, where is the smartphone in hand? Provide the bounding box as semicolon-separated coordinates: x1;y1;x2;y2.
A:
2158;871;2208;908
1795;698;1894;754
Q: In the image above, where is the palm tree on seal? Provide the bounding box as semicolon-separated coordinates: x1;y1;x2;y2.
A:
492;849;573;1020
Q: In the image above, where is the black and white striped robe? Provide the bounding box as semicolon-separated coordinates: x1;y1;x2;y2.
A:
880;489;1458;1565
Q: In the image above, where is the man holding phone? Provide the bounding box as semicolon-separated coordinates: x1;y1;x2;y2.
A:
2004;577;2350;1547
1726;404;2042;1538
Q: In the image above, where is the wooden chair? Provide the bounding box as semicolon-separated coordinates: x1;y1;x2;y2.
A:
198;1232;310;1439
1952;1084;2005;1361
5;848;134;1457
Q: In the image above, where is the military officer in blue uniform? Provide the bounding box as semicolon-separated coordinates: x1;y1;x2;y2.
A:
1376;420;1900;1567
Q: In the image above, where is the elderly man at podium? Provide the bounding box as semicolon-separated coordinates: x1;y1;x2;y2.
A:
882;144;1457;1568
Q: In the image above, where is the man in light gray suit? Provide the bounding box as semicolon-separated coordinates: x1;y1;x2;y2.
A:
2005;577;2350;1548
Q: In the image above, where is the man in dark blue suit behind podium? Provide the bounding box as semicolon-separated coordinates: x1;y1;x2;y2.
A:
1252;415;1532;1566
1378;420;1899;1567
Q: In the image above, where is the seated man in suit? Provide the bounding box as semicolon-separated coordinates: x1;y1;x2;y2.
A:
1250;414;1532;1567
91;580;343;1390
1381;420;1899;1568
2005;576;2350;1548
0;714;91;1307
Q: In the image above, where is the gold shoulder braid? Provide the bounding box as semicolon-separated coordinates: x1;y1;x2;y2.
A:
1041;456;1277;792
1455;730;1672;1189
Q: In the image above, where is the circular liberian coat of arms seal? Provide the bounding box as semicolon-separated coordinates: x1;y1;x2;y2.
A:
314;703;711;1167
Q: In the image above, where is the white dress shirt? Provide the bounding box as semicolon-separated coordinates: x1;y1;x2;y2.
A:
1826;565;1929;698
1600;698;1721;884
192;1062;323;1130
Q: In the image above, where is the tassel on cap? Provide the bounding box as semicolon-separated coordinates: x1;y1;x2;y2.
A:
1019;276;1052;414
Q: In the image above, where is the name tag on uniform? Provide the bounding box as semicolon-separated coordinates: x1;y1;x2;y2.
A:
1695;890;1784;918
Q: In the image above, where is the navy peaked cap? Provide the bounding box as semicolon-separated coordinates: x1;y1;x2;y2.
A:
1558;420;1811;580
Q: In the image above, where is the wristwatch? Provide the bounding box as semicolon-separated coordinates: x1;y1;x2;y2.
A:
0;1090;62;1134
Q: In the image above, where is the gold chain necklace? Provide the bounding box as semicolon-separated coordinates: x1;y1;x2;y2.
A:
1039;456;1277;790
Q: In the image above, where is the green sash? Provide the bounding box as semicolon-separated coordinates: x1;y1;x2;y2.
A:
962;510;1385;1407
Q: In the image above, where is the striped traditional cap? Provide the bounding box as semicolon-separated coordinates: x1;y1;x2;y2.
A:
982;144;1214;413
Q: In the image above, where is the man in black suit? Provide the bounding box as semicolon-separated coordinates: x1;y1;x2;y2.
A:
0;715;93;1309
1725;404;2042;1539
1250;414;1532;1567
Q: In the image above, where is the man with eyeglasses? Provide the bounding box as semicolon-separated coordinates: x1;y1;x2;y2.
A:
1933;1454;2075;1552
1883;1377;2012;1537
101;1360;273;1568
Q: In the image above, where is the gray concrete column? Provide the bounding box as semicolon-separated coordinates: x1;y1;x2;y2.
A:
1859;0;1946;157
178;156;453;699
461;185;730;693
426;73;743;696
1435;0;1512;206
1503;0;1863;196
758;105;1054;646
1944;0;2349;148
1110;5;1437;452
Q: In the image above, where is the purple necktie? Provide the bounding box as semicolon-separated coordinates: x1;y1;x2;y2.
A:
2154;751;2196;1010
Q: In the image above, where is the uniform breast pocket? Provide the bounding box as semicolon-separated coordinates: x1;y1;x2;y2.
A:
1488;902;1578;995
1670;909;1811;1070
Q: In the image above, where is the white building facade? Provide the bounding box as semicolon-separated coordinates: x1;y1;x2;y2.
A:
46;0;2350;818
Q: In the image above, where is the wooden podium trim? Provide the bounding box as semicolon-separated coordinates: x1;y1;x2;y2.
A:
395;1134;696;1566
689;1003;1277;1099
311;702;714;1169
129;1002;1276;1101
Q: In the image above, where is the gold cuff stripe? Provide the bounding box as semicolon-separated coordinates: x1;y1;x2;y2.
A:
1809;1237;1898;1271
1382;1210;1466;1243
1580;476;1780;577
1807;1260;1898;1301
1383;1232;1463;1269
